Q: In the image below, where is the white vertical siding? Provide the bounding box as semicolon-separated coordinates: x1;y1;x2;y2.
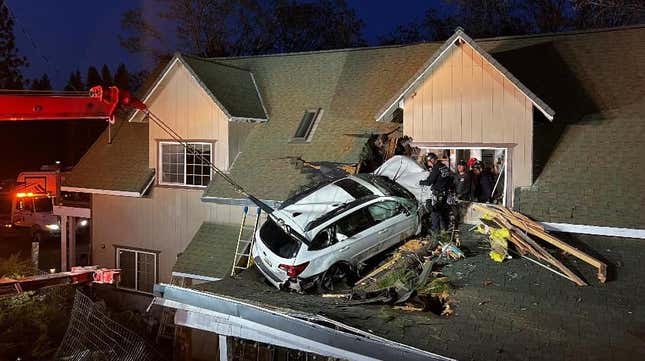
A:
404;42;534;189
92;61;249;283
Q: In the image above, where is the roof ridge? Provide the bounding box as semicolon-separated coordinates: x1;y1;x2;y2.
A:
474;23;645;43
179;53;253;73
182;24;645;62
201;41;442;61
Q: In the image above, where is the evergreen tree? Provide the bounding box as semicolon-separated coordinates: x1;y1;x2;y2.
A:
86;66;102;89
114;63;130;90
0;0;28;89
100;64;113;87
30;73;52;90
63;69;84;91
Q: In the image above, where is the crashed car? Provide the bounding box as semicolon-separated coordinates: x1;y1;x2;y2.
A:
252;173;421;291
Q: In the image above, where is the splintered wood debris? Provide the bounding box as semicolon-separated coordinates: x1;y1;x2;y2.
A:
473;203;607;286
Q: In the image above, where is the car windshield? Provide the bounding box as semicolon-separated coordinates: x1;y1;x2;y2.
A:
357;174;416;200
259;217;301;258
33;197;53;212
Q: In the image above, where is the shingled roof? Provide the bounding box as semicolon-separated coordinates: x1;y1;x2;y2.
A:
62;120;154;196
69;26;645;228
129;53;267;122
202;43;443;201
173;222;241;280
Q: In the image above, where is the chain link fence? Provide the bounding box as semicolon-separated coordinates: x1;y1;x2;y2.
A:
54;290;165;361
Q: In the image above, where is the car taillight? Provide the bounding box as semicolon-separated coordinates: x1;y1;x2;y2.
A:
279;262;309;277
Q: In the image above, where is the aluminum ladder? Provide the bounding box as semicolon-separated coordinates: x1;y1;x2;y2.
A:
156;275;185;342
230;206;262;276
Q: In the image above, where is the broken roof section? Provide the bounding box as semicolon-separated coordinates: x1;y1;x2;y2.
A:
129;53;268;122
62;121;154;197
376;28;556;123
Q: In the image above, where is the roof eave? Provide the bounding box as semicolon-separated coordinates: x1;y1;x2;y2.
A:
375;28;555;123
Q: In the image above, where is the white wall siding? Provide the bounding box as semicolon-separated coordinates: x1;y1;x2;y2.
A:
404;42;534;189
93;190;244;283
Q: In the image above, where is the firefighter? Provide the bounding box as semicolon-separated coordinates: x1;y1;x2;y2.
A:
454;160;473;201
419;153;456;232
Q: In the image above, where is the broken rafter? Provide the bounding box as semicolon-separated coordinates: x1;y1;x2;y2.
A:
475;203;607;284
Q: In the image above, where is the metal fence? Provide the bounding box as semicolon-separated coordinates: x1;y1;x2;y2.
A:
54;290;165;361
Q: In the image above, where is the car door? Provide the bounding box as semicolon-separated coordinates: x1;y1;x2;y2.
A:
332;206;379;264
365;199;416;253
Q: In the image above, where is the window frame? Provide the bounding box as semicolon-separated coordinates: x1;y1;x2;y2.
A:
158;140;213;188
115;247;158;294
291;108;323;142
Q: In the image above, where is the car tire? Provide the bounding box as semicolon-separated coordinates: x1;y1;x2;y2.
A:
317;263;354;292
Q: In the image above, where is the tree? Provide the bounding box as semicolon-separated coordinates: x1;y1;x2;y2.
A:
86;66;102;89
118;0;366;57
572;0;645;28
30;73;52;91
100;64;113;87
525;0;571;33
0;0;28;89
114;63;130;90
63;69;84;91
269;0;365;53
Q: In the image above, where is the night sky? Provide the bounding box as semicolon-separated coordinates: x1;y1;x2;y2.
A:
7;0;435;89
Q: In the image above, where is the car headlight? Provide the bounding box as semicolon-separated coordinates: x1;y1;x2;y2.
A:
78;220;88;227
45;224;60;231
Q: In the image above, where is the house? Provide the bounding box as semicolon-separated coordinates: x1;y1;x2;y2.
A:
63;25;644;360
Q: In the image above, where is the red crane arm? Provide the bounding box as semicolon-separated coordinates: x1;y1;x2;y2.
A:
0;86;147;122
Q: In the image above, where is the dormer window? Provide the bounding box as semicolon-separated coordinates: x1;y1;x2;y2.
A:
293;108;323;142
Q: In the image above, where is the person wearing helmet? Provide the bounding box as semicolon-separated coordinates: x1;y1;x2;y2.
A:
419;152;455;232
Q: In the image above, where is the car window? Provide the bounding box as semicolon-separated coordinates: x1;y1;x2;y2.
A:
367;200;402;223
304;195;379;231
334;178;373;199
357;174;415;200
309;227;338;251
335;208;377;239
18;199;33;212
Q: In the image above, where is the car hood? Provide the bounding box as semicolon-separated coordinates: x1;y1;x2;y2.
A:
373;155;431;202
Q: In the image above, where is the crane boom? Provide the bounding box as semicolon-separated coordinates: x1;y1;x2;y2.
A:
0;86;147;121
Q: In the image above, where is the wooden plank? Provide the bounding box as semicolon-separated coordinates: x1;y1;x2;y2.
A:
475;203;607;283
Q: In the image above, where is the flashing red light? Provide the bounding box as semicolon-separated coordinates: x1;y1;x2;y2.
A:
279;262;309;278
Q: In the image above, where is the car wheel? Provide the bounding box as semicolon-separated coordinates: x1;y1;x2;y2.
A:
318;263;354;292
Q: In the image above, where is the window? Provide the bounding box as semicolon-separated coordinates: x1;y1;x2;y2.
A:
33;197;53;212
334;178;373;200
116;248;157;293
159;142;212;186
335;208;377;239
17;199;33;212
367;200;402;222
293;108;322;140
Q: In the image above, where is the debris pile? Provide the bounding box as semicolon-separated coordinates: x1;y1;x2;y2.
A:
343;235;461;316
474;203;607;286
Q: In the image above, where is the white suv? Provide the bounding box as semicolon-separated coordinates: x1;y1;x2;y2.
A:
252;174;420;292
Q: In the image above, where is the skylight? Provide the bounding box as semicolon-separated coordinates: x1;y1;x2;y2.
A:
293;108;322;140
